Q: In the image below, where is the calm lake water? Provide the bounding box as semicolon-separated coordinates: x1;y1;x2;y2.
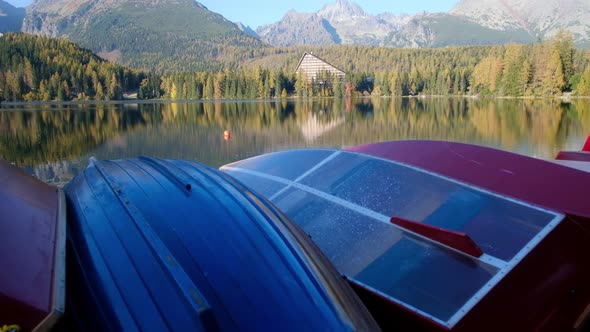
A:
1;97;589;186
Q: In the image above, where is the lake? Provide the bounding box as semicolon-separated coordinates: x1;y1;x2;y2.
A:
1;97;589;187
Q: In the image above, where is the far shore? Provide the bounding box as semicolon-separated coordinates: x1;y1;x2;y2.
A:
1;94;589;108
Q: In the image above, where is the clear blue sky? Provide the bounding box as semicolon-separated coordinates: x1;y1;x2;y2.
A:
5;0;31;7
200;0;458;28
6;0;458;29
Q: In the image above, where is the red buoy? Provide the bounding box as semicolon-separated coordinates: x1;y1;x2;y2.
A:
224;130;231;141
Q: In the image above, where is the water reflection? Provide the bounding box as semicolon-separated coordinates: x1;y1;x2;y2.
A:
1;98;589;185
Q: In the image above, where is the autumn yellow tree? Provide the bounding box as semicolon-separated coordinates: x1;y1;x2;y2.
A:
471;57;503;95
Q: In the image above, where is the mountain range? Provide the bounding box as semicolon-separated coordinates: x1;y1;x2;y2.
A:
0;0;24;33
257;0;590;48
0;0;588;72
10;0;265;71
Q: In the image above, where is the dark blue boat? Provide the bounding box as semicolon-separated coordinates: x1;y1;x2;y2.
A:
64;157;377;331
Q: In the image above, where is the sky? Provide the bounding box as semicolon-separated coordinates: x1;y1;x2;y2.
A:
5;0;458;29
5;0;31;7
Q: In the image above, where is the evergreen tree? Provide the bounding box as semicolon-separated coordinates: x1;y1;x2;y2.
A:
214;72;224;99
544;48;566;95
553;30;575;90
576;66;590;96
205;74;214;99
108;73;120;99
295;73;307;98
23;58;36;90
95;82;105;100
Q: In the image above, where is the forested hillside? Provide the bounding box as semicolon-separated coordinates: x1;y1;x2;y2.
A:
21;0;266;72
0;33;144;101
2;32;590;103
160;32;590;99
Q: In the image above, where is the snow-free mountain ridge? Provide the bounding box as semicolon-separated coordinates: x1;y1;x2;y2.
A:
15;0;265;71
258;0;590;48
450;0;590;44
0;0;25;33
0;0;588;71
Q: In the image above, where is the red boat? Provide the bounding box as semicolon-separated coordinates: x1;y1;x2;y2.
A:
0;160;66;331
221;137;590;332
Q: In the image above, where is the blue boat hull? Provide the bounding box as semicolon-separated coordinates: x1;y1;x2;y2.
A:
64;157;376;331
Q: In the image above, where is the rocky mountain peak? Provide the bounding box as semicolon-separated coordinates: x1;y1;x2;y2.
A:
256;9;338;46
235;22;259;39
450;0;590;42
283;9;314;21
257;0;589;49
318;0;366;22
18;0;265;70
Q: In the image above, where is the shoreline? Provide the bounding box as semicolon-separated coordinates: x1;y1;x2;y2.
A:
1;95;589;108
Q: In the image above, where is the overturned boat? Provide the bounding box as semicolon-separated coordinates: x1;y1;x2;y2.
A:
63;157;377;331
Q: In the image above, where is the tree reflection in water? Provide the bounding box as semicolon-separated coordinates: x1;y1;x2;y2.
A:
1;97;588;185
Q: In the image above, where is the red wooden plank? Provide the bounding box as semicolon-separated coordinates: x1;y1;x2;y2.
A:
390;217;483;258
555;151;590;162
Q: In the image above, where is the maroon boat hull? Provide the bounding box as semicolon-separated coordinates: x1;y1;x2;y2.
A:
556;151;590;162
347;140;590;331
348;140;590;219
0;160;65;330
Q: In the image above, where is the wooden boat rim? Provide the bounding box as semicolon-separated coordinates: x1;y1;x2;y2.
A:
33;189;66;332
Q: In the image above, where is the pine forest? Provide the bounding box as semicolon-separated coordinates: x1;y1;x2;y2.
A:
1;32;590;102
